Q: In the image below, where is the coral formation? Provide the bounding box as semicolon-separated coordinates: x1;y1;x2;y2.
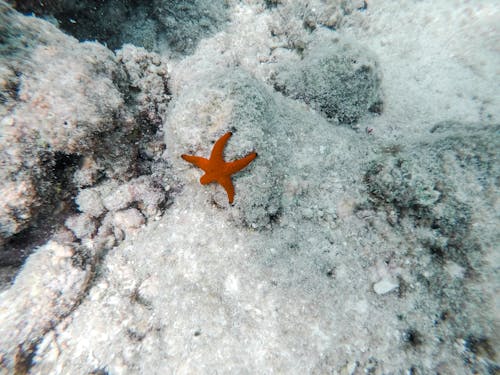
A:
0;0;172;270
272;37;383;125
365;122;499;268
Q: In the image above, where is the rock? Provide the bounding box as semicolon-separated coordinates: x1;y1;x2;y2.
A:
113;208;145;233
373;278;399;295
272;37;383;125
75;188;105;218
65;214;97;240
102;184;134;212
0;240;92;370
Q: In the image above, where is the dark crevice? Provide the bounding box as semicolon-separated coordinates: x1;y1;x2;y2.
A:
0;152;80;268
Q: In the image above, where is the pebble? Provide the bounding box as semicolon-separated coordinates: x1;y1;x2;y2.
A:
373;278;399;295
76;188;105;217
113;208;145;231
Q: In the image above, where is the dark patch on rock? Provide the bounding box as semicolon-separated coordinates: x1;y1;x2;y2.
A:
272;38;383;126
10;0;229;56
402;328;422;348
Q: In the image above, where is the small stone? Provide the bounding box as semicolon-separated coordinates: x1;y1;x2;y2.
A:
102;184;134;211
138;276;160;304
95;216;117;251
445;261;466;279
113;208;145;232
65;214;97;239
1;116;14;126
49;241;75;258
76;188;105;217
128;177;165;217
152;55;161;66
373;278;399;295
302;208;314;219
52;227;77;244
337;198;356;219
73;156;100;187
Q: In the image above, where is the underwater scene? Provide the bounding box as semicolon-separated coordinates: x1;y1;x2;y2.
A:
0;0;498;373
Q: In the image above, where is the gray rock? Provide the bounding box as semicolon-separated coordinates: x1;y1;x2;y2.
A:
272;37;383;125
10;0;230;56
373;278;399;295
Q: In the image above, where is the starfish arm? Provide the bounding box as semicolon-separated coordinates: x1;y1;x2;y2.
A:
218;175;235;204
210;132;232;161
226;152;257;174
181;154;210;171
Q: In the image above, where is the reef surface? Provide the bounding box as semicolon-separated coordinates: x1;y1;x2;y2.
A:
0;1;498;373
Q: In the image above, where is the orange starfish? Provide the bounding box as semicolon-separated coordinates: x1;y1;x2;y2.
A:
181;132;257;204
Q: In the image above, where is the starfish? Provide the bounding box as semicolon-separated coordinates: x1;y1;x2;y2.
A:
181;132;257;204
